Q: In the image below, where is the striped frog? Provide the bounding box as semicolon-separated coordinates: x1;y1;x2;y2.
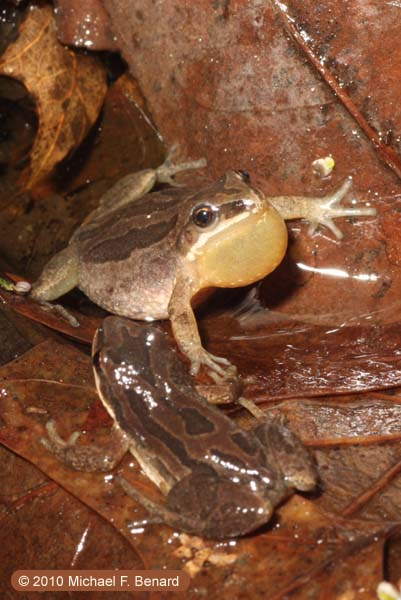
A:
30;152;375;379
42;317;318;539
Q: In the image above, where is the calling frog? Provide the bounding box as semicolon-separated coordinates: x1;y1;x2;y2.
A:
30;152;376;378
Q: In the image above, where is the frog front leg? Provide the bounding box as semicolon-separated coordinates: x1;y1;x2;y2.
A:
269;178;376;239
41;420;129;471
168;273;235;380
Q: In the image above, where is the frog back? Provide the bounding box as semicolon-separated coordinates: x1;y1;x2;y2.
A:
73;189;188;319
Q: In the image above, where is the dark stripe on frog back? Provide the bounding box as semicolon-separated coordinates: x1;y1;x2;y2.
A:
100;322;215;475
103;372;214;476
101;320;272;479
178;407;215;435
75;188;190;244
109;372;268;480
100;348;235;475
80;213;178;264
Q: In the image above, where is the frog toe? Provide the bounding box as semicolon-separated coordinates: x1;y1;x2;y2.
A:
315;178;376;239
156;147;207;185
191;350;235;380
313;217;343;240
43;419;81;448
325;176;353;206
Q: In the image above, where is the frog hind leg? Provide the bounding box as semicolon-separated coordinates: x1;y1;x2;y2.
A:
41;420;129;471
165;471;273;538
90;146;206;219
253;415;318;492
156;145;207;187
30;245;79;302
119;472;271;539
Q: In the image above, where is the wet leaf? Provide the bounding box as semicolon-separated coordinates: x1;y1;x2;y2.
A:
0;451;143;598
2;1;401;597
202;310;401;398
98;0;401;323
0;4;107;190
271;0;401;179
0;338;395;598
0;287;99;344
54;0;118;51
270;395;401;445
58;72;165;195
0;73;165;281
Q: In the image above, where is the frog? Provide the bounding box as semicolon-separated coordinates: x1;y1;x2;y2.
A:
41;316;318;539
29;149;376;379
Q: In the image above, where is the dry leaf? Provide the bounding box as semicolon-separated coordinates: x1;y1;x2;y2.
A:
0;4;107;189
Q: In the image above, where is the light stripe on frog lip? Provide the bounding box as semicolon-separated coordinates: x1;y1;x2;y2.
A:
186;203;257;261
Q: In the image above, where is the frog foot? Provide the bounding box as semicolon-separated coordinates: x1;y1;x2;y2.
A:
237;397;266;419
156;145;207;187
39;300;80;328
189;348;236;381
40;420;122;471
306;177;376;240
40;419;81;454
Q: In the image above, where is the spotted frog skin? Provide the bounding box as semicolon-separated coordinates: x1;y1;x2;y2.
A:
42;316;318;539
30;152;376;378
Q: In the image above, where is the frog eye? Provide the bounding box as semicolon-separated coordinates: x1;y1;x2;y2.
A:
236;170;250;183
192;204;217;228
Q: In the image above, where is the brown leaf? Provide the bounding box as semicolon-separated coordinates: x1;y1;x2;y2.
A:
99;0;400;187
201;311;401;398
0;4;107;189
54;0;118;51
3;3;401;595
0;455;143;598
272;0;401;179
0;341;390;597
0;73;165;280
95;0;401;326
271;395;401;446
0;287;99;344
59;72;165;194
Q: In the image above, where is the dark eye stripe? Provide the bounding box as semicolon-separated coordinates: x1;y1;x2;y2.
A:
219;199;250;220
